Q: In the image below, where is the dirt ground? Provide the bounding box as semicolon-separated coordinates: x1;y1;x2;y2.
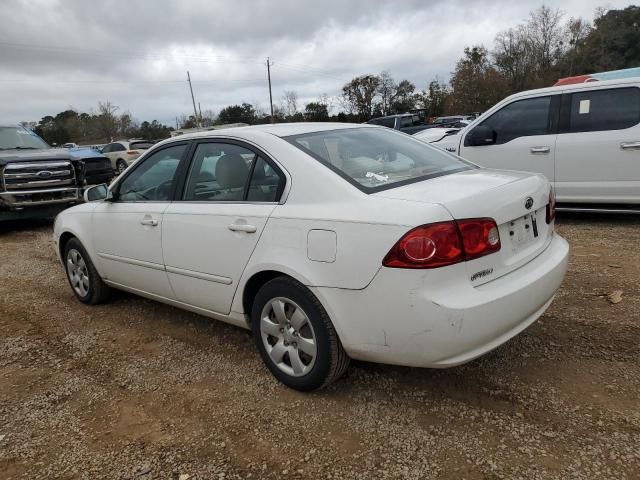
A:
1;214;639;479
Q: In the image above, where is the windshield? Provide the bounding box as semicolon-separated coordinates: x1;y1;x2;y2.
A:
0;126;50;150
285;127;472;192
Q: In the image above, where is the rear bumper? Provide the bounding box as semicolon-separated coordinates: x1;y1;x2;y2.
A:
311;234;569;368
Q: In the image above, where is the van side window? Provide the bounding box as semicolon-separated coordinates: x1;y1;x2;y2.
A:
474;96;552;145
569;87;640;133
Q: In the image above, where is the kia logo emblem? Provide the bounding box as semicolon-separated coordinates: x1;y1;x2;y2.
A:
36;170;53;178
524;197;534;210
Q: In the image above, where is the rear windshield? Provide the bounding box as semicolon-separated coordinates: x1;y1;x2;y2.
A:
285;127;472;192
130;141;154;150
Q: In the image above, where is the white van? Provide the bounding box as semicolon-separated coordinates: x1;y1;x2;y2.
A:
418;77;640;211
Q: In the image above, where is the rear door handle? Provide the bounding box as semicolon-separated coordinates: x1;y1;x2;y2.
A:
140;217;158;227
530;146;551;154
620;141;640;150
228;223;257;233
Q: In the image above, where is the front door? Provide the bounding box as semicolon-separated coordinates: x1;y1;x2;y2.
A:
93;143;189;298
459;95;558;183
162;141;285;314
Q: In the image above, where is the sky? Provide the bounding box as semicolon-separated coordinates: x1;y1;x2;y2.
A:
1;0;631;126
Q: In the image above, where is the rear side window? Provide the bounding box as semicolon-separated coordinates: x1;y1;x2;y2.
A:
569;87;640;133
130;141;154;150
112;143;126;152
370;117;396;128
477;97;551;145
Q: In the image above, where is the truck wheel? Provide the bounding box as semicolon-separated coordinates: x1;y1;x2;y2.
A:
64;238;111;305
251;276;350;391
116;159;127;174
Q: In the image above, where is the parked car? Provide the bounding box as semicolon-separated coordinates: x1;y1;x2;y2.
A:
366;114;431;134
54;123;568;391
420;77;640;210
101;140;155;174
0;125;113;221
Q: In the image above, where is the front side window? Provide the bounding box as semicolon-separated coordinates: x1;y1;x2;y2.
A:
569;87;640;133
183;142;283;202
118;144;186;201
474;97;552;145
286;127;471;192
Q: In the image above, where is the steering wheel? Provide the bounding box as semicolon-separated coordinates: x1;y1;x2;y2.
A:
155;180;174;200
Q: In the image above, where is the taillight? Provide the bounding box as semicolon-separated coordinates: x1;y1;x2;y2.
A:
546;187;556;224
457;218;501;260
127;150;139;155
383;218;500;269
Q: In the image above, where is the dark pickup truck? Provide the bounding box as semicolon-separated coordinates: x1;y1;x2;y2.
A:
366;114;433;135
0;125;113;221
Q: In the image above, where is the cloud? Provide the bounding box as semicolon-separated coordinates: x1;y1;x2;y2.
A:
0;0;629;125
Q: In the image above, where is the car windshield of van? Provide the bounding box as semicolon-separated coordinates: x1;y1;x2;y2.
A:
0;126;49;150
285;127;472;192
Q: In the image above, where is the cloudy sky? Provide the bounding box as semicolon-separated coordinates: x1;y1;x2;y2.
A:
1;0;630;126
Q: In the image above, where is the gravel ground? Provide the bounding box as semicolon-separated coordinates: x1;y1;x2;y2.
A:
1;214;639;479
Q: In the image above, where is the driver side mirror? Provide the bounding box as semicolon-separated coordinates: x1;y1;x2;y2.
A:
83;184;109;202
465;125;497;147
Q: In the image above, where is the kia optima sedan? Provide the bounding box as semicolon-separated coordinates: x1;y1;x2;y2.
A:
53;123;569;391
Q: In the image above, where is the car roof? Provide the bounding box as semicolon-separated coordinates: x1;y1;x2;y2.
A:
507;76;640;100
171;122;371;141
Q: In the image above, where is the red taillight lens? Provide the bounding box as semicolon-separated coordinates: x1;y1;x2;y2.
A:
127;150;139;155
546;187;556;224
383;218;501;269
457;218;501;260
383;222;463;269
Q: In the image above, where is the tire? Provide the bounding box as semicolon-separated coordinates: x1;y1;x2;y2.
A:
64;238;111;305
251;276;350;391
116;159;127;174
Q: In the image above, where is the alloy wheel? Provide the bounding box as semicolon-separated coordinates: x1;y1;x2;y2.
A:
260;297;317;377
66;248;90;297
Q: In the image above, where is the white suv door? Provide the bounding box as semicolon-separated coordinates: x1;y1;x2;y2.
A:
92;143;189;298
554;85;640;204
162;141;286;315
459;95;558;183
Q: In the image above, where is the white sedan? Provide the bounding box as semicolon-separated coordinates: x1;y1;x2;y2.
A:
53;123;569;391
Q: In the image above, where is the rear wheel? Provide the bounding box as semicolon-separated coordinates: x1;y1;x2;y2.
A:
116;159;127;174
64;238;111;305
251;276;350;391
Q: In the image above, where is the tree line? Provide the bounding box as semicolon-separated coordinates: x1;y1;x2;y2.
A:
26;4;640;145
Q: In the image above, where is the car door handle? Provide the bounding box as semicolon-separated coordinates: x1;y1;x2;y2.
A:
228;223;257;233
620;141;640;150
530;146;551;154
140;218;158;227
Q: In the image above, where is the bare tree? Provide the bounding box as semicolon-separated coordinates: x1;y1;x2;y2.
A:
376;71;396;116
282;90;299;118
493;26;536;91
527;5;566;82
96;101;119;141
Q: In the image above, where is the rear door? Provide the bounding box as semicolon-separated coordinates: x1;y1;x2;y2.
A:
162;140;286;314
554;85;640;203
459;95;559;183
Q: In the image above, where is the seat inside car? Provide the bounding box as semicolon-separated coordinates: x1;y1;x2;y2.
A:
214;153;249;200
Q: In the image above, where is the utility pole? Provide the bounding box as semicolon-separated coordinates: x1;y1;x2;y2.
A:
266;57;274;124
187;71;200;127
198;102;203;126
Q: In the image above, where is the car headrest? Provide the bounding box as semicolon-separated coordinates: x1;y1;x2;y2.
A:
215;154;248;189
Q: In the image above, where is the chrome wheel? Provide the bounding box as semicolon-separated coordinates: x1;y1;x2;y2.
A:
260;297;317;377
116;160;127;174
66;248;90;297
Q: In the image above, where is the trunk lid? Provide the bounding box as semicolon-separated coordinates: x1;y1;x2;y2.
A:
374;169;553;285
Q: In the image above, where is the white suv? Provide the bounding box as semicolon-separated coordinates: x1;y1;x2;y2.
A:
419;77;640;210
101;140;154;174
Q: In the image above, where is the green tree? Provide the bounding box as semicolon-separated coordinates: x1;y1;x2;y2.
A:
304;102;329;121
390;79;416;113
218;103;257;125
449;46;509;113
341;74;380;121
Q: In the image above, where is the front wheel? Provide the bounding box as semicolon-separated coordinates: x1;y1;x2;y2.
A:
116;159;127;174
64;238;111;305
251;277;350;391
